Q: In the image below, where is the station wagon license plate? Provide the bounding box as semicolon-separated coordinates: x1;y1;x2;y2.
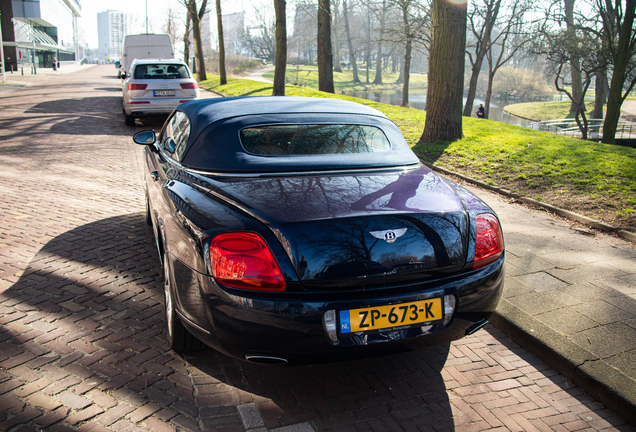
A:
154;90;175;97
339;298;442;334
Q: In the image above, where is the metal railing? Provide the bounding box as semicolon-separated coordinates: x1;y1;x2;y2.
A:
529;118;636;140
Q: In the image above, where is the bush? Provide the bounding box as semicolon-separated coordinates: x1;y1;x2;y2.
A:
493;66;554;100
205;55;264;76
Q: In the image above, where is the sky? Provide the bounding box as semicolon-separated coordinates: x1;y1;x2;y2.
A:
78;0;258;50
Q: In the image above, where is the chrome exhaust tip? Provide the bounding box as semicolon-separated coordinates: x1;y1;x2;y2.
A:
244;355;289;365
465;319;489;336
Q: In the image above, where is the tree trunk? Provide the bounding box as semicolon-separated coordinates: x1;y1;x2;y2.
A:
273;0;287;96
395;48;404;84
333;2;342;73
188;0;208;81
564;0;585;114
419;0;467;143
372;0;386;85
343;0;360;83
601;0;635;144
401;1;412;107
183;14;191;64
485;75;494;119
592;70;608;120
216;0;227;85
463;0;501;117
318;0;335;92
365;8;371;84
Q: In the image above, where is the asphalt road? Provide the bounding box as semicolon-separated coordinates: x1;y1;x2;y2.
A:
0;65;633;432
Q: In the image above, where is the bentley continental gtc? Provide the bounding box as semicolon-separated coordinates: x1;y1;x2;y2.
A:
133;97;505;365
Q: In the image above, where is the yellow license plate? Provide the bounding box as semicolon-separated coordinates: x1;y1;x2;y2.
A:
339;298;443;334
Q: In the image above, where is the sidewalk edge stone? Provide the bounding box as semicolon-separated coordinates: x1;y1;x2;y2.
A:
490;299;636;427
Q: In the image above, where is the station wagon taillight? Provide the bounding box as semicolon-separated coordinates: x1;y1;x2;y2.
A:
128;83;147;90
180;83;197;89
210;233;286;291
474;214;504;269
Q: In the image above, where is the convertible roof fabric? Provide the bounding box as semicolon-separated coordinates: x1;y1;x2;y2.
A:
177;97;420;173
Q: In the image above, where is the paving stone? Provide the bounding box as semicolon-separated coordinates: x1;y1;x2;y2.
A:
0;65;635;432
515;272;569;292
570;327;636;358
535;309;598;336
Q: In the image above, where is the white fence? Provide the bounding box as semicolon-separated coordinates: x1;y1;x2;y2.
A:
529;118;636;140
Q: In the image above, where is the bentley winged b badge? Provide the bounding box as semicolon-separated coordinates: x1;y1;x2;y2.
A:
370;228;408;244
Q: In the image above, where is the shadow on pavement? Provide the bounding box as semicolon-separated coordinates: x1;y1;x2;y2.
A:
0;214;456;431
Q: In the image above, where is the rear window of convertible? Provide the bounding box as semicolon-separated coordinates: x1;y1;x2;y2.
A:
239;124;391;156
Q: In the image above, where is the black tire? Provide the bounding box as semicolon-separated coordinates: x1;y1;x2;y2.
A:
144;190;152;226
163;251;202;352
124;113;135;126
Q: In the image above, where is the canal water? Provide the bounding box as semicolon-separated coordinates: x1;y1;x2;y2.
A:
344;89;534;127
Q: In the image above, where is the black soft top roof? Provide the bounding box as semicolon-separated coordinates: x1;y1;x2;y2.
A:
177;97;420;173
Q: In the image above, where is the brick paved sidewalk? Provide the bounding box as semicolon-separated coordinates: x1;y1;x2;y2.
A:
0;65;634;431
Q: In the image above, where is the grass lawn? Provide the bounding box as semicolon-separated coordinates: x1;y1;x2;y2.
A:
504;90;636;122
200;75;636;230
503;101;590;122
262;65;427;93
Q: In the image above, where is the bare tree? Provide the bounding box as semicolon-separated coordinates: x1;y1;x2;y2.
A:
537;27;602;139
318;0;335;92
183;12;192;64
343;0;361;82
598;0;636;144
420;0;467;143
273;0;288;95
482;0;534;118
332;0;343;72
245;9;277;62
215;0;227;84
463;0;502;117
373;0;388;84
383;0;430;106
180;0;209;81
162;6;182;48
564;0;586;114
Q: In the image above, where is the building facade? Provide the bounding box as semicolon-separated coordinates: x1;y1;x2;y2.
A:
222;11;245;57
97;10;124;63
1;0;81;71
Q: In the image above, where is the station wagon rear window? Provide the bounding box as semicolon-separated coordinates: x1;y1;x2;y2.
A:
239;124;391;156
134;64;190;79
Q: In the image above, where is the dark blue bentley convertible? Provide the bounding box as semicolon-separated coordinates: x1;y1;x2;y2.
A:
133;97;504;365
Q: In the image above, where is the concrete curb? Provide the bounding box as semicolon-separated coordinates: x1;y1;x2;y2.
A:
422;162;636;243
491;300;636;427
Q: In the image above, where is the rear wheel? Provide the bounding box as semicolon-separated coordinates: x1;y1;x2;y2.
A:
124;113;135;126
163;251;202;352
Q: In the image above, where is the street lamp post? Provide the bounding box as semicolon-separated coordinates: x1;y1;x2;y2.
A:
0;11;6;82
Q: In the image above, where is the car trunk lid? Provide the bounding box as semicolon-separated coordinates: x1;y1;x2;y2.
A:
200;166;469;290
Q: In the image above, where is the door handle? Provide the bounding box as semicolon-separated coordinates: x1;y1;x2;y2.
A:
150;171;159;181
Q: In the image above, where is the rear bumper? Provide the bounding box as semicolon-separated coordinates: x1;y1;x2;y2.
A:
124;99;194;116
172;254;505;364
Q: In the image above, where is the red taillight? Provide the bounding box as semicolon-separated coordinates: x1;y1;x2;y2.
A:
130;101;150;104
210;233;286;291
474;213;504;269
128;83;147;90
180;83;197;89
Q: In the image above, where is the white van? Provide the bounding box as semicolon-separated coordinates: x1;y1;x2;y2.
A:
121;34;174;78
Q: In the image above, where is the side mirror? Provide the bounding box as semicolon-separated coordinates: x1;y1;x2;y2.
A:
133;130;156;145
